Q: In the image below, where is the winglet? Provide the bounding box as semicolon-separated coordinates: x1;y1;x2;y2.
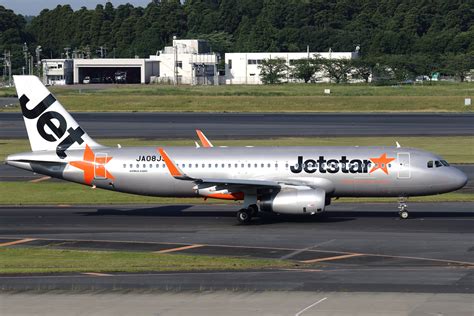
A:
158;148;194;180
196;130;214;148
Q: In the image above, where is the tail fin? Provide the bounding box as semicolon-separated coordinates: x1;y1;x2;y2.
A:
13;75;101;159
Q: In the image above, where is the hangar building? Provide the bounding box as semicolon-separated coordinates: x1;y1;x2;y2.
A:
73;58;159;84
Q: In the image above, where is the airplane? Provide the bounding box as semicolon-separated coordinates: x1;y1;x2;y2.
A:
5;76;468;223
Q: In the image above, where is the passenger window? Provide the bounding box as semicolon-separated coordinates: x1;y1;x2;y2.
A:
267;163;271;168
143;164;146;168
195;164;198;168
123;164;126;168
149;164;152;168
435;161;442;168
130;164;133;168
208;164;212;168
215;164;218;168
189;164;192;168
228;164;231;168
261;163;264;168
441;160;450;166
241;163;244;168
222;163;225;168
136;164;139;168
202;164;205;168
427;161;433;168
248;164;251;168
255;163;258;168
235;163;238;168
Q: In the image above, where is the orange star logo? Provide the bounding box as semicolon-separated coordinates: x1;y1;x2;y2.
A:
69;145;114;185
369;153;395;175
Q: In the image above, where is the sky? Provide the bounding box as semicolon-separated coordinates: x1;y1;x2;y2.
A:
0;0;153;16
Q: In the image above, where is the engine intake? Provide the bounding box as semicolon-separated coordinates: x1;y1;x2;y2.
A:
260;188;326;215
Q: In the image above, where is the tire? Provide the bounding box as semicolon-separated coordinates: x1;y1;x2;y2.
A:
237;209;252;224
248;204;259;216
399;210;409;219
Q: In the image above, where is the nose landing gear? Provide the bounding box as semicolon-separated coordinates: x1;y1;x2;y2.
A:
398;197;409;219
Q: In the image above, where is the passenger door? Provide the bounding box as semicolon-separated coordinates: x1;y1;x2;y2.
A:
397;152;411;179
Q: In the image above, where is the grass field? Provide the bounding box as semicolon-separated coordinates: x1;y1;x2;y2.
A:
0;248;293;274
1;136;472;205
1;82;473;112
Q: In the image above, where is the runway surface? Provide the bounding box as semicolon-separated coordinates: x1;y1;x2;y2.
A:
1;202;472;293
1;112;473;139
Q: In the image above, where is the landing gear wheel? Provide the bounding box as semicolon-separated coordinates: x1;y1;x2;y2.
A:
398;197;409;220
399;210;409;219
248;204;259;216
237;208;252;224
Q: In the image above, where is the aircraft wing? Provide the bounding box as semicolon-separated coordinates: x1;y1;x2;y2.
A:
196;130;214;148
196;178;280;188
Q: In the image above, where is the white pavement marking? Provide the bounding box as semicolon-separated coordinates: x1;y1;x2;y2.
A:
280;239;336;260
295;297;327;316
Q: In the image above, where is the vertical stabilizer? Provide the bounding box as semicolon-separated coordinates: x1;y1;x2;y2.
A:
13;75;101;158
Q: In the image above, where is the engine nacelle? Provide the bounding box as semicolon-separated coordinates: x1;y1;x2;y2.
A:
260;188;326;215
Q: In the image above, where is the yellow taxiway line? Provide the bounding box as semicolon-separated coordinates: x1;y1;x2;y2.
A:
155;244;204;254
0;238;37;247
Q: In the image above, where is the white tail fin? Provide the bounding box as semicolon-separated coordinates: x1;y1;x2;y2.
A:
13;75;101;158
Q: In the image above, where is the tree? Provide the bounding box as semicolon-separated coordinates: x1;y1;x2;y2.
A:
443;53;474;82
291;55;323;83
322;58;352;83
258;58;288;84
351;58;375;83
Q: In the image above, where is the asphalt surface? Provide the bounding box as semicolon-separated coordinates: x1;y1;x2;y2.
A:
0;202;472;293
1;112;473;139
2;292;473;316
0;97;16;107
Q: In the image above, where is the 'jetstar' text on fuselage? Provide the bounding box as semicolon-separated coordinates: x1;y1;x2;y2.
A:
291;156;373;174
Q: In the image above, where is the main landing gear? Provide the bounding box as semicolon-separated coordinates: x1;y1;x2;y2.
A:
237;204;258;224
398;197;409;219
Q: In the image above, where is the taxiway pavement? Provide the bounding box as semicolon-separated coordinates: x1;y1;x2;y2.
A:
1;112;473;139
0;202;472;293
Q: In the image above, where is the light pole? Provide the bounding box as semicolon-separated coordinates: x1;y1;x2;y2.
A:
23;42;29;74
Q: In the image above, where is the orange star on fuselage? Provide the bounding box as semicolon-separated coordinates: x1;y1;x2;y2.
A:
69;145;114;185
369;153;395;175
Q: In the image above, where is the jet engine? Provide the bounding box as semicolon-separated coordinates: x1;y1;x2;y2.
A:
260;188;326;215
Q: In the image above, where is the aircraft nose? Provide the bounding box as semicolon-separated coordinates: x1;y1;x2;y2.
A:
450;167;468;190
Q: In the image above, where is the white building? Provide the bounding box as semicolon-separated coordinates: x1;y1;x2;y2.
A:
225;51;358;84
149;39;218;85
42;59;73;85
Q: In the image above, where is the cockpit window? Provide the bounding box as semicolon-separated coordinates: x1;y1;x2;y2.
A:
435;161;442;167
427;161;433;168
440;160;450;166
